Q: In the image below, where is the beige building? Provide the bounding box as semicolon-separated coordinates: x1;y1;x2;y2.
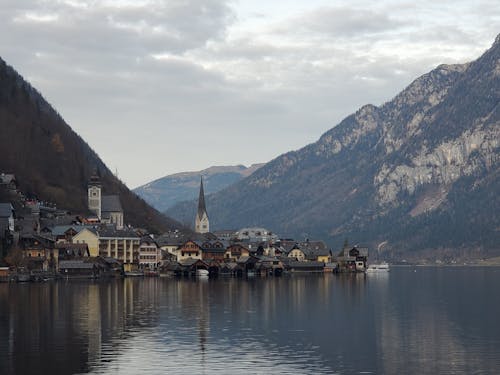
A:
72;228;99;257
98;227;140;270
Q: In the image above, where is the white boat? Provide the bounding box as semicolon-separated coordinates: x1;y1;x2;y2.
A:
196;269;209;277
366;263;390;273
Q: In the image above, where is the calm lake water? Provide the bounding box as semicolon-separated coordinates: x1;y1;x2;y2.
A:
1;267;500;374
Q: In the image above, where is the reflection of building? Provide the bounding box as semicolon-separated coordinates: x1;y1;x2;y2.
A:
195;177;209;234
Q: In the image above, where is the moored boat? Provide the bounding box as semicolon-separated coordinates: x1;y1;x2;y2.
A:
366;263;390;273
196;269;209;277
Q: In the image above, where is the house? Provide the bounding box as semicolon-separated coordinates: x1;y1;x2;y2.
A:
139;236;161;270
177;240;203;261
225;243;250;261
20;234;58;272
287;241;331;263
156;231;189;261
201;240;227;262
72;227;99;257
56;242;90;259
337;246;368;272
0;173;17;190
0;203;15;233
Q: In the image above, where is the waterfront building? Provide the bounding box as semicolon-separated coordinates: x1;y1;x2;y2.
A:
139;236;161;270
336;246;368;272
287;241;332;263
177;240;203;261
97;227;140;271
201;240;227;262
225;243;250;261
20;234;58;272
195;177;209;233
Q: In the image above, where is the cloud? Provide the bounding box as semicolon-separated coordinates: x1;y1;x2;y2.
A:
284;6;406;38
0;0;498;187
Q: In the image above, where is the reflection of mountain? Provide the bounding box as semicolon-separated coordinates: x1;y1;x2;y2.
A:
1;271;499;374
374;268;500;373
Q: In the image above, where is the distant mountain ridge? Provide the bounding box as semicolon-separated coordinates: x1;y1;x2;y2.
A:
167;35;500;260
0;57;183;234
134;164;263;213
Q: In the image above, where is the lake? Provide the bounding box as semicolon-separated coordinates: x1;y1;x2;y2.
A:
1;267;499;374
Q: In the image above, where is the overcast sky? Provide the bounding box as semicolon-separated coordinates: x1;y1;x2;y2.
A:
0;1;498;188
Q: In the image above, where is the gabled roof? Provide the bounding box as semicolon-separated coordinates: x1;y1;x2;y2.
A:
51;225;97;236
101;195;122;213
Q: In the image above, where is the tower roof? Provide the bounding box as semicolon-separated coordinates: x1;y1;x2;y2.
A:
197;176;208;220
88;172;101;187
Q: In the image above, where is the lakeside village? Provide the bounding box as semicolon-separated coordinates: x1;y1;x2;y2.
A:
0;172;370;282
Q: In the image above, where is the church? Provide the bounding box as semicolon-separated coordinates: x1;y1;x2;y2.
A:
88;174;124;229
195;177;209;233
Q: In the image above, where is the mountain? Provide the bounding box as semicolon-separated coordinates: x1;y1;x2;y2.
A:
134;164;263;212
0;57;184;234
167;35;500;260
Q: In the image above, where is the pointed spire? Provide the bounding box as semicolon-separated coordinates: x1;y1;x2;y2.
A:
197;176;208;220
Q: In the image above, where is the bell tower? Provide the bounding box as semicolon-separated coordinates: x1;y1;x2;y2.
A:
195;177;209;233
88;173;101;218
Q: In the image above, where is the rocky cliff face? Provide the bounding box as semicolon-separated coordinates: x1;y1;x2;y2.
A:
168;35;500;258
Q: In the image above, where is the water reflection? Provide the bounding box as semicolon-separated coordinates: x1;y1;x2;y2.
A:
1;269;499;374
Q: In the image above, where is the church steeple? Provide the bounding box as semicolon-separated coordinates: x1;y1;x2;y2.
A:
195;176;209;233
88;171;101;218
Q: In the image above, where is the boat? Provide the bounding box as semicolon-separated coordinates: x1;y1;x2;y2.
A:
366;263;390;273
196;269;209;277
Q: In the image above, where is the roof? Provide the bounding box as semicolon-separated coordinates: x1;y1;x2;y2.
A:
0;174;16;185
51;225;96;236
197;177;208;220
98;226;139;239
288;261;325;268
101;195;123;213
59;260;95;269
0;203;14;218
